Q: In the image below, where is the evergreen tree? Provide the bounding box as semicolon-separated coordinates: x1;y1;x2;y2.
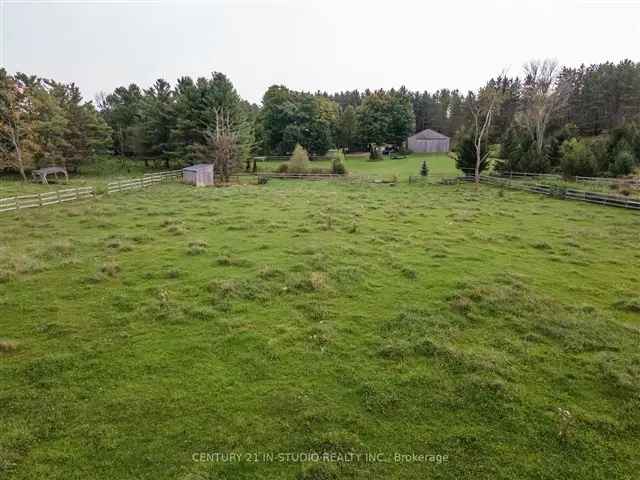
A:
420;160;429;177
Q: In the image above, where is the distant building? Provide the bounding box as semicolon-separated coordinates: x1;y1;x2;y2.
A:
183;164;214;187
407;129;450;153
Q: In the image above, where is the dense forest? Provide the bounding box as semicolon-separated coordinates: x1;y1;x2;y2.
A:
1;59;640;179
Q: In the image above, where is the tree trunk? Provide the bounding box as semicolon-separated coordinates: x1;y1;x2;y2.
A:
11;131;27;181
475;147;481;188
16;148;27;182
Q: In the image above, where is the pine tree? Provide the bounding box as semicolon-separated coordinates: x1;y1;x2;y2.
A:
420;160;429;177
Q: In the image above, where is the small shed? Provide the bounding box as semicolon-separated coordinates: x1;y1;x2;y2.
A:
31;166;69;184
183;164;214;187
407;129;450;153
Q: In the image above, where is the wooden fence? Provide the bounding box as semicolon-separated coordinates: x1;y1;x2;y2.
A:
143;170;183;181
459;175;640;211
108;170;182;194
0;187;95;214
481;170;640;189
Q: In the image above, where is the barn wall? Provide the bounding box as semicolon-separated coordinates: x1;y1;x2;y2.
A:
408;138;450;153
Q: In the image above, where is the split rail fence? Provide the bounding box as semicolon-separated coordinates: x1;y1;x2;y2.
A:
459;175;640;211
107;170;182;194
0;187;95;214
467;170;640;190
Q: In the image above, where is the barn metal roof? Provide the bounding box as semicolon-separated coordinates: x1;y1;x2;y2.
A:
408;129;449;140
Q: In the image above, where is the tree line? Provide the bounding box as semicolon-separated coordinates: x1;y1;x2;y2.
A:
0;69;112;180
2;58;640;179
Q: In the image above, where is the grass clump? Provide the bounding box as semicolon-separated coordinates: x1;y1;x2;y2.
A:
258;265;285;280
215;255;251;267
613;297;640;313
100;261;121;278
0;339;19;353
187;240;208;256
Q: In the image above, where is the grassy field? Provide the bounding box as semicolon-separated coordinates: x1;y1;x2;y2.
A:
1;163;640;479
0;154;457;197
257;153;460;178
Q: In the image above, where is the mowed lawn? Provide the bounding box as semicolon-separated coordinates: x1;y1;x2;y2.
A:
1;176;640;479
0;153;457;198
258;153;460;177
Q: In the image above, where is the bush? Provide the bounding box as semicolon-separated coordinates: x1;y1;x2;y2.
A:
559;138;597;177
289;144;310;173
586;135;610;173
420;160;429;177
276;162;289;173
331;151;347;175
369;146;383;161
610;149;636;177
549;123;579;167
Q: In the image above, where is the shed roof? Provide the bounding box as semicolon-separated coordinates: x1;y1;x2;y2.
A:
33;166;68;175
408;129;449;140
183;164;213;171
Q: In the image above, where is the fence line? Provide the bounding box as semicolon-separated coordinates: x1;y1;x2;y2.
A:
0;187;95;214
257;173;348;180
108;170;182;194
143;170;183;181
458;175;640;211
473;170;640;188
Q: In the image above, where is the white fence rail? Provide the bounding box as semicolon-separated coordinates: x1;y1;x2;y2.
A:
0;187;95;214
143;170;183;181
108;170;182;194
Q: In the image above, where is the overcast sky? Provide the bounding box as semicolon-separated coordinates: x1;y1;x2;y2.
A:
2;0;639;104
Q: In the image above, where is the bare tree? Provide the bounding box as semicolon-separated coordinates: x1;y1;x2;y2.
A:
207;108;241;183
470;89;499;184
468;73;506;185
517;59;570;155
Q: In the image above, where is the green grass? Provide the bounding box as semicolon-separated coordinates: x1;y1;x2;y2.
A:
1;173;640;479
0;154;456;197
0;156;164;196
258;153;460;177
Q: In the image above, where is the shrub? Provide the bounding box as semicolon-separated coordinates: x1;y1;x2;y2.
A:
276;162;289;173
369;146;383;161
586;135;610;173
289;144;310;173
331;151;347;175
420;160;429;177
610;149;636;176
559;138;597;177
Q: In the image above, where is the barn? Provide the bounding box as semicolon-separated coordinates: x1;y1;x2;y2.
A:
407;129;450;153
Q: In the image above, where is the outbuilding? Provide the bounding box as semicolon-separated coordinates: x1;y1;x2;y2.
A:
407;129;450;153
183;164;214;187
